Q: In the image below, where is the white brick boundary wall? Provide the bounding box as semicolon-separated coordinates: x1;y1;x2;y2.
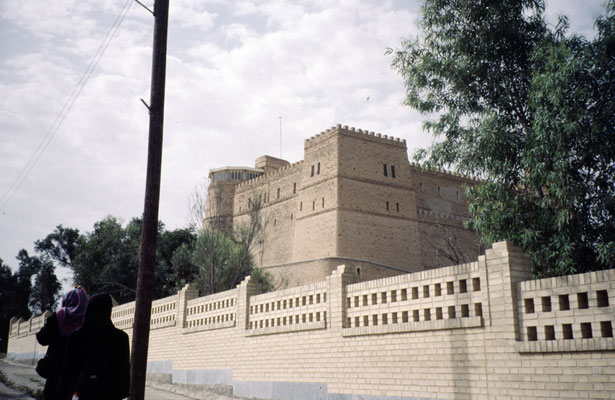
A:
8;241;615;399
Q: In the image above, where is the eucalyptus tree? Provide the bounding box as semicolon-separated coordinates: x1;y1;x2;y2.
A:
390;0;615;276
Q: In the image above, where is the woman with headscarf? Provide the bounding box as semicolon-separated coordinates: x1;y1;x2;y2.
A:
36;286;88;400
65;293;130;400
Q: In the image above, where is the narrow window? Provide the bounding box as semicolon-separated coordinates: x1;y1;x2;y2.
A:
277;188;280;199
437;187;441;196
396;202;399;212
391;165;396;178
311;165;314;177
322;198;325;207
293;182;296;194
456;191;460;201
386;201;389;211
312;201;315;210
290;213;293;221
317;162;321;174
383;163;388;177
300;202;303;211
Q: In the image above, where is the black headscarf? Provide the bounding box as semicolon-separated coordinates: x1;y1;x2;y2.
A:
82;293;114;333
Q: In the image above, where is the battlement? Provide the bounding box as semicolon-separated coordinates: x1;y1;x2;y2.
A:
304;123;407;149
235;160;305;190
409;161;481;182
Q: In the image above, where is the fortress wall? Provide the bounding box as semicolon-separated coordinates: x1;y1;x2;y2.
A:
411;165;475;219
233;162;303;267
9;242;615;399
333;125;424;272
337;208;422;272
410;167;481;269
338;177;416;218
336;126;411;187
257;198;298;266
205;180;237;232
291;206;338;261
417;217;482;270
291;128;340;263
262;257;405;288
205;125;482;285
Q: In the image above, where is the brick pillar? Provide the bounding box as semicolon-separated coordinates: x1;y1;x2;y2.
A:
8;316;17;337
326;265;358;331
7;317;18;355
177;283;198;329
16;318;25;336
483;241;532;340
237;276;262;332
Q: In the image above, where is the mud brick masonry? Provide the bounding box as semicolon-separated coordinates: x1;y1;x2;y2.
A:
206;124;481;287
9;242;615;399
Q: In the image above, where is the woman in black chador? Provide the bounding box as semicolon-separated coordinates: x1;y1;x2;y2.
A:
36;286;88;400
66;293;130;400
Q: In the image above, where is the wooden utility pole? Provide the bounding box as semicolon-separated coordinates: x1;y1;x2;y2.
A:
130;0;169;399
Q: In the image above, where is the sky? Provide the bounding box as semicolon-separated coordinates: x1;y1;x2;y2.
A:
0;0;608;287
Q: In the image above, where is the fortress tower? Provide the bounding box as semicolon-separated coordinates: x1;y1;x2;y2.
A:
207;124;481;287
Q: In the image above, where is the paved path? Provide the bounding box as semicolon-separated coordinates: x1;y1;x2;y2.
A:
0;358;244;400
0;358;196;399
0;380;35;399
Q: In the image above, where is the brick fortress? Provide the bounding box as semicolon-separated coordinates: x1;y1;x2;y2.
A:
206;124;481;286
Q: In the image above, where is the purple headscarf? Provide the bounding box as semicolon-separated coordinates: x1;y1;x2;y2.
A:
56;287;88;337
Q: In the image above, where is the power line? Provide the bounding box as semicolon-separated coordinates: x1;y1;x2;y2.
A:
0;0;134;213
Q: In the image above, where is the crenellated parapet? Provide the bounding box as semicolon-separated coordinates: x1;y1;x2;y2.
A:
235;160;304;191
304;123;407;150
409;161;482;183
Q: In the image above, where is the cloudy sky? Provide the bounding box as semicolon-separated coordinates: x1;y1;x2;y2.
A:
0;0;607;285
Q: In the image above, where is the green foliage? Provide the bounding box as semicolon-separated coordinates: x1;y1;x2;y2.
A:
250;267;275;293
0;258;19;352
71;216;134;302
14;250;39;319
37;216;196;304
391;0;615;276
155;227;197;297
13;250;61;314
184;194;271;295
34;225;81;269
29;258;61;314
